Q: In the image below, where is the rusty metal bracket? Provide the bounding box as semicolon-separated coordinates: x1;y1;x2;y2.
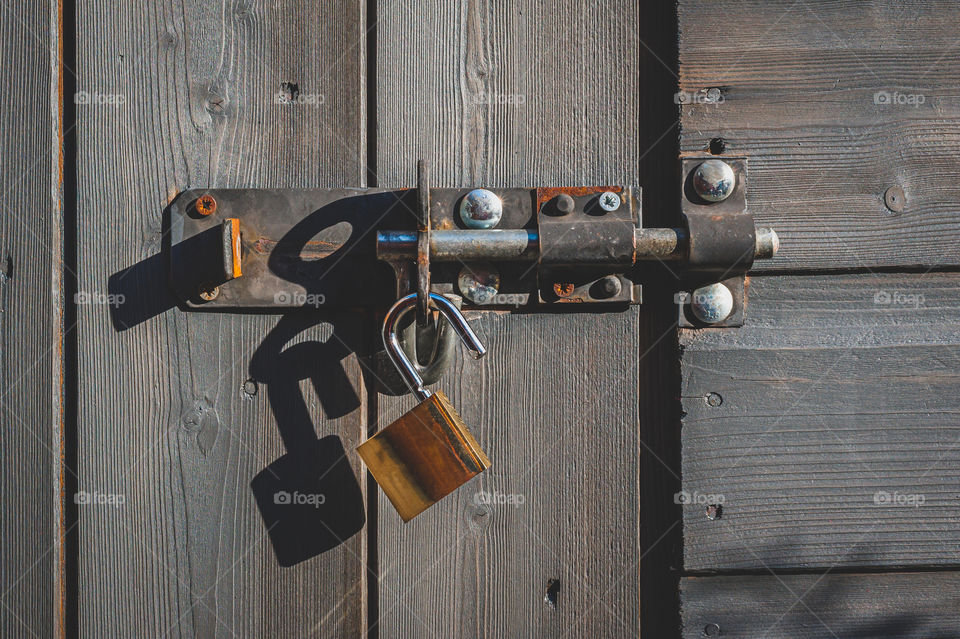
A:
168;159;778;326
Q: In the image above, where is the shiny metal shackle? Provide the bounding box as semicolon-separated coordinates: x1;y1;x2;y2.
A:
383;293;486;401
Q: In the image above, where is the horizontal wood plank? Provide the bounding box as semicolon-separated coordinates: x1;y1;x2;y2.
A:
680;272;960;571
679;0;960;271
681;572;960;639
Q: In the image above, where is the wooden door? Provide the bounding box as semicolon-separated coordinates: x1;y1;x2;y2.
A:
674;1;960;637
6;1;959;638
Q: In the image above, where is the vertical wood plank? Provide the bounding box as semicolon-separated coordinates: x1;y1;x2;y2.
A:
0;1;60;636
374;2;641;637
76;1;367;636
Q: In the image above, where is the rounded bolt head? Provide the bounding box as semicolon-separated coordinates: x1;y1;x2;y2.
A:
692;160;736;202
196;194;218;216
594;275;622;299
198;283;220;302
458;264;501;304
598;191;621;212
706;392;723;407
690;282;734;324
459;189;503;229
555;193;575;215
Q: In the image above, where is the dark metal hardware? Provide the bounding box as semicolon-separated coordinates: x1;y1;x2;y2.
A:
169;157;777;326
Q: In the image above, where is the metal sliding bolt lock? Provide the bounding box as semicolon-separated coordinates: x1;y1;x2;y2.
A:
357;293;491;522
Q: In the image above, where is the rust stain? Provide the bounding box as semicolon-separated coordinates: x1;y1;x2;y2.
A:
536;186;621;206
230;218;242;277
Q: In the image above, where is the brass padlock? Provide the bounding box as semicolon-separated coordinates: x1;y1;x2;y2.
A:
358;293;491;522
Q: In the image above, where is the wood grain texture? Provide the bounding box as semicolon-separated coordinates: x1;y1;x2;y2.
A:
0;1;59;636
680;272;960;571
374;2;641;637
681;572;960;639
679;0;960;271
76;1;367;636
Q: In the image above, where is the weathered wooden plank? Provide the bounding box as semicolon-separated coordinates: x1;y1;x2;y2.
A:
679;0;960;271
681;572;960;639
680;272;960;571
374;2;640;637
0;1;60;636
76;1;367;636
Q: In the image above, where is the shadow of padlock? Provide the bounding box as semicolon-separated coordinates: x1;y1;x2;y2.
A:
357;293;491;522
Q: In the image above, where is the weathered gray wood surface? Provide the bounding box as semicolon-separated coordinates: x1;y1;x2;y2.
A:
0;1;60;636
374;2;641;637
77;1;368;636
680;273;960;571
679;0;960;271
681;572;960;639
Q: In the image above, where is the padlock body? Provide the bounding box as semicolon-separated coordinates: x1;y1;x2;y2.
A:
357;390;491;522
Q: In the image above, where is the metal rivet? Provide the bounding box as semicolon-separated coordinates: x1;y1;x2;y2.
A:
705;87;722;103
704;622;721;637
692;160;735;203
198;283;220;301
706;392;723;407
196;194;217;216
598;191;621;212
884;186;906;213
555;193;575;215
690;282;734;324
459;189;503;229
457;264;501;304
242;378;258;397
706;504;722;520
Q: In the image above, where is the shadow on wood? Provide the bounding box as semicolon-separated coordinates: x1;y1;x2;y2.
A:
251;435;365;568
248;313;366;566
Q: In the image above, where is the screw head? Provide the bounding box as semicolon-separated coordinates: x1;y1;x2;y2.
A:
598;191;621;212
690;282;734;323
553;282;575;298
196;194;218;216
555;193;575;215
692;160;736;202
459;189;503;229
198;283;220;302
457;264;501;304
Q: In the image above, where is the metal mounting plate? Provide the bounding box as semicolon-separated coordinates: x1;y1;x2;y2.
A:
169;188;412;310
170;185;642;311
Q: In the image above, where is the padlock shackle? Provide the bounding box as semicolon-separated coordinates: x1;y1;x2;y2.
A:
383;293;486;400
